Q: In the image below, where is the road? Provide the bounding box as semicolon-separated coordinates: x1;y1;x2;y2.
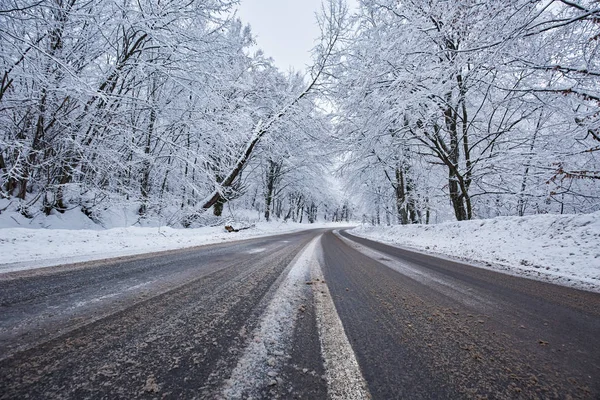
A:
0;229;598;399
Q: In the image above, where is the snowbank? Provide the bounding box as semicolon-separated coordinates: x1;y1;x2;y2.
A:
0;221;349;274
350;212;600;292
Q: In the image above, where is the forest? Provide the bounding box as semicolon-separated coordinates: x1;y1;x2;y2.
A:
1;0;599;227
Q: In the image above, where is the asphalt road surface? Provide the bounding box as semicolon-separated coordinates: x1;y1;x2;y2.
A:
1;229;598;399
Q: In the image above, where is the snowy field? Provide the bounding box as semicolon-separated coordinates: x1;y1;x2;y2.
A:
0;208;351;274
351;212;600;293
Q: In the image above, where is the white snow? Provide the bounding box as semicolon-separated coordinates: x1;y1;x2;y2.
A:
350;212;600;292
0;218;351;274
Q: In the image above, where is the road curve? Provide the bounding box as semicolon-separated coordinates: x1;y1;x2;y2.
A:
324;230;600;399
0;228;598;399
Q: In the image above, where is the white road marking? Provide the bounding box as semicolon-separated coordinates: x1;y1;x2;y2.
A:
311;240;371;400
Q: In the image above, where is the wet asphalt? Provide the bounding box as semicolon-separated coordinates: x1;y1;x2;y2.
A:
0;228;598;399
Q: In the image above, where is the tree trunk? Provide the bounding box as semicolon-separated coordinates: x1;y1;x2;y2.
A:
213;197;226;217
518;111;542;216
395;167;407;224
138;106;155;216
445;92;469;221
264;159;279;221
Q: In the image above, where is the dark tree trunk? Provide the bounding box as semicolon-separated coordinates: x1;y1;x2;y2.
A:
264;159;281;222
138;107;155;216
395;167;407;224
395;163;419;224
213;197;226;217
445;91;470;221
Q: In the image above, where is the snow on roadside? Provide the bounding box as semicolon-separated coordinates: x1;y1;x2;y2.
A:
350;212;600;292
0;222;350;274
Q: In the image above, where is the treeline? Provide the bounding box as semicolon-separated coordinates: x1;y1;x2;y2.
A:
4;0;596;228
331;0;600;223
0;0;346;226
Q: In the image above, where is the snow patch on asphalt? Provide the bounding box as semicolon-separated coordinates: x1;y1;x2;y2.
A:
222;236;318;399
72;280;155;309
246;248;266;254
312;240;371;400
351;212;600;292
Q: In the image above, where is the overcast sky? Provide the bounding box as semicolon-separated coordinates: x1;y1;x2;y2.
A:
236;0;357;73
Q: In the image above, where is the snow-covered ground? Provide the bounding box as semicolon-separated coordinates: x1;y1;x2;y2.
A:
0;215;349;274
350;212;600;293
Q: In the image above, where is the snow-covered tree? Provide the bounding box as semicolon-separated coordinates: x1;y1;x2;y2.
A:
329;0;599;223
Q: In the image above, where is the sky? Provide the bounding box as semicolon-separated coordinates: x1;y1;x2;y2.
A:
236;0;357;73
